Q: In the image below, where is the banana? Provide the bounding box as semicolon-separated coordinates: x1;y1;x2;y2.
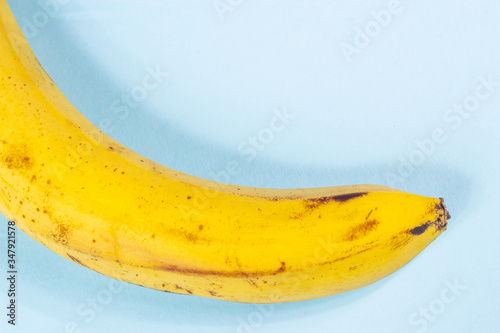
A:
0;1;449;303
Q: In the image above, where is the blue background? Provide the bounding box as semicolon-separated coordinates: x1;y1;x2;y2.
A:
1;1;499;332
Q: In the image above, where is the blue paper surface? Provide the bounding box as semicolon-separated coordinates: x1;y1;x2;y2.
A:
1;1;499;332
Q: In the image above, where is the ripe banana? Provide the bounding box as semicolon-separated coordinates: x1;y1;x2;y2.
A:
0;1;449;303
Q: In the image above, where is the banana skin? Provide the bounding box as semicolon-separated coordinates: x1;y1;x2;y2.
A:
0;1;449;303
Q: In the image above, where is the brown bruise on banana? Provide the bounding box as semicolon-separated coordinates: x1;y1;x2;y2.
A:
389;231;413;251
51;223;71;246
343;209;380;241
0;142;33;171
289;192;368;219
141;260;288;279
306;192;367;207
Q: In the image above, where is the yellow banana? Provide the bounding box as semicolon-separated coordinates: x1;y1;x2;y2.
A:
0;1;449;303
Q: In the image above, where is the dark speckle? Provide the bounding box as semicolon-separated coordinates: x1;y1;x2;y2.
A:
175;284;193;294
247;278;258;288
198;224;204;231
275;261;286;274
208;290;221;297
365;209;374;220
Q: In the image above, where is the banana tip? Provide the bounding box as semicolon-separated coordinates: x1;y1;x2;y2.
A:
438;197;450;230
